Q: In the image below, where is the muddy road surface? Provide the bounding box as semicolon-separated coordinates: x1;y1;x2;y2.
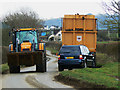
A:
2;50;74;89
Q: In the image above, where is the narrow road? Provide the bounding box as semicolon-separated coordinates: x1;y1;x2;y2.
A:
2;50;74;89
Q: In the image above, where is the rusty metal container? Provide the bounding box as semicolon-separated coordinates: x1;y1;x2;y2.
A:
62;14;97;52
63;15;97;31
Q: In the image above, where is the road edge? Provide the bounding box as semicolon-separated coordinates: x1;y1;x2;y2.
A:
25;75;51;88
54;73;111;89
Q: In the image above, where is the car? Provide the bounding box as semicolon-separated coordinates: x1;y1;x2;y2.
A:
58;45;96;71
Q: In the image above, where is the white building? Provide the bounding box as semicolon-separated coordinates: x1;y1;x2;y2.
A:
44;26;49;30
49;25;56;30
48;31;62;41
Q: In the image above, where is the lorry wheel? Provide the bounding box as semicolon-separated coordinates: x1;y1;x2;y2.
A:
58;65;64;71
9;66;20;73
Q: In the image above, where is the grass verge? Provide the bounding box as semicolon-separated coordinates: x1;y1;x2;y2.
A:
1;63;9;74
56;62;119;88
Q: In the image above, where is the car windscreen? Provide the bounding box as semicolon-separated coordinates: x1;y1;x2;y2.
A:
59;46;81;55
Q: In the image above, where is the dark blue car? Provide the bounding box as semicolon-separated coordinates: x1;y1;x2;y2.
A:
58;45;96;71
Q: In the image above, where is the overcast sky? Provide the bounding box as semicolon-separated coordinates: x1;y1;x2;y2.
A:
0;0;110;20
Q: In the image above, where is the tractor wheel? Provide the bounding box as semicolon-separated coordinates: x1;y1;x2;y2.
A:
44;52;47;72
36;64;44;72
36;52;46;72
9;65;20;73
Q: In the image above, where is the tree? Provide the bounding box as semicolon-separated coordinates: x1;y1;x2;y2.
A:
100;15;118;30
102;0;120;23
2;9;44;29
101;0;120;39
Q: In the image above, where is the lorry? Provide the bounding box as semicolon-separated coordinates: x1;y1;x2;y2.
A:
58;14;97;71
7;28;46;73
62;14;97;53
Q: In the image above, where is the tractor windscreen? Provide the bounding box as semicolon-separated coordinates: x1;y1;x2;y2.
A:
16;31;37;44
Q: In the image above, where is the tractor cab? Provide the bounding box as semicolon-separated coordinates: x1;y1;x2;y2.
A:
9;28;43;52
15;28;37;52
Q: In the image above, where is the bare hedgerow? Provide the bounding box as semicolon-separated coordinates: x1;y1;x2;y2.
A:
2;8;44;29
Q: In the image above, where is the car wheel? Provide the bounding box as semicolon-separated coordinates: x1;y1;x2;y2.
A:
68;67;72;70
92;59;96;67
84;60;87;68
58;65;64;71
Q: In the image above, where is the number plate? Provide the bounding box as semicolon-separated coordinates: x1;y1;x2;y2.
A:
65;57;74;59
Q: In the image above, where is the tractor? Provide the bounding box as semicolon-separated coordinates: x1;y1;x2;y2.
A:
8;28;46;73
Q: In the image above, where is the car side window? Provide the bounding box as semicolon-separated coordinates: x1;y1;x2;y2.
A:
80;46;90;55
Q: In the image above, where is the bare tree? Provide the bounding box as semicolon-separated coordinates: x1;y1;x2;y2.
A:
102;0;120;38
2;9;44;29
102;0;120;23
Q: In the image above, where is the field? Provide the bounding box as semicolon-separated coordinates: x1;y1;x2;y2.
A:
96;41;119;64
97;40;119;45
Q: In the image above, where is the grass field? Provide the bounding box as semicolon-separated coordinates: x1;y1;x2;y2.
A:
96;53;117;65
97;41;119;44
59;62;119;88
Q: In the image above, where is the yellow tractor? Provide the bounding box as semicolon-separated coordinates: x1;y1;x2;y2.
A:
8;28;46;73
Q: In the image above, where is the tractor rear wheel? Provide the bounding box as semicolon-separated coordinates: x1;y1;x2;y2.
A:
36;52;46;72
9;65;20;73
42;52;47;72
